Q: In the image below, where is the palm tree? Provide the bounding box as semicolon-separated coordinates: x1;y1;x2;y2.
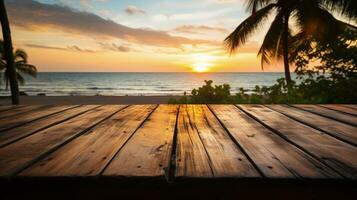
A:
0;41;37;90
0;0;19;104
225;0;357;84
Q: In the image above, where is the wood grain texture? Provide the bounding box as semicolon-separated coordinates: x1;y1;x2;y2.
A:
343;105;357;110
175;105;259;178
0;105;24;113
0;105;77;131
0;105;47;119
320;105;357;116
292;105;357;126
209;105;339;179
0;105;99;148
0;105;124;177
21;105;156;177
103;105;178;178
238;105;357;179
267;105;357;146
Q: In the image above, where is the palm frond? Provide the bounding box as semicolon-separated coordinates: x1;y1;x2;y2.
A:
258;11;284;68
14;49;28;63
288;31;311;62
0;59;5;70
225;3;277;54
16;63;37;78
320;0;357;20
294;3;349;42
245;0;274;13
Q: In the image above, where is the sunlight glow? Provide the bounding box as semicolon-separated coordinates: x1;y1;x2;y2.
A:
192;63;210;72
191;54;215;72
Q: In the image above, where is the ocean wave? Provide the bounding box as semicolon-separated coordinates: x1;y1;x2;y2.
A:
87;87;116;90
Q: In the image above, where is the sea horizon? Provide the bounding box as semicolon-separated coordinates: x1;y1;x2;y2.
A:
0;72;296;96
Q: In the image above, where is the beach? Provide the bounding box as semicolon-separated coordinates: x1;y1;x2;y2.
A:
0;96;182;105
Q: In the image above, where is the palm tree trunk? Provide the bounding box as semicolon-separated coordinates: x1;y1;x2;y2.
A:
282;13;292;85
0;0;19;104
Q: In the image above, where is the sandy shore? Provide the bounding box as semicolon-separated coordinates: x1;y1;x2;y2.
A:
0;96;182;105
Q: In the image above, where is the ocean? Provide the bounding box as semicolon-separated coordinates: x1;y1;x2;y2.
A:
0;72;294;96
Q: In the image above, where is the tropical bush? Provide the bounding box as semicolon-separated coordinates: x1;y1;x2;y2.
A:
169;29;357;104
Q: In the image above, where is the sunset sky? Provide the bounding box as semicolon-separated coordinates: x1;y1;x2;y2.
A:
4;0;284;72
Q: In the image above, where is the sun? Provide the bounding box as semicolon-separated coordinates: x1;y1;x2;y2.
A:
192;63;210;72
191;54;215;72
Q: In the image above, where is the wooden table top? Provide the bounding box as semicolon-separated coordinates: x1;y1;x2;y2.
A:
0;104;356;181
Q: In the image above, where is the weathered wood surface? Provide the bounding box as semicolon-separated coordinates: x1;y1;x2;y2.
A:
175;105;259;178
343;105;357;110
0;105;124;176
292;105;357;126
0;104;356;181
210;105;339;178
267;105;357;146
22;105;154;176
0;105;99;148
103;105;177;177
0;105;24;112
238;105;357;179
320;105;357;116
0;105;47;120
0;105;77;131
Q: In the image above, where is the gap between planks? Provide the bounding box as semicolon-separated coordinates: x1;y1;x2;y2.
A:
0;105;102;148
237;105;357;179
0;105;129;177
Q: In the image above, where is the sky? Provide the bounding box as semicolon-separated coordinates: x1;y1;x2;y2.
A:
3;0;283;72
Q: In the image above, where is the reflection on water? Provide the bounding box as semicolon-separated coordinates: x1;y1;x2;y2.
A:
0;72;296;96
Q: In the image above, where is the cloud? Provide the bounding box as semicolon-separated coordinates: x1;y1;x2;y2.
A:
213;0;243;4
6;0;211;48
25;44;67;51
153;8;233;22
79;0;107;8
174;25;228;34
68;45;97;53
125;5;146;15
98;42;132;52
25;44;97;53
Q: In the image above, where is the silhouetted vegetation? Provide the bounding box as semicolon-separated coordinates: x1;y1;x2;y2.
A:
225;0;356;85
0;0;19;104
169;29;357;104
0;40;37;90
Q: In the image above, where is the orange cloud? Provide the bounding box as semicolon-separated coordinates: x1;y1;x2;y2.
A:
6;0;213;48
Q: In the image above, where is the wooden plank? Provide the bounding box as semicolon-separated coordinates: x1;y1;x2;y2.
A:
320;105;357;116
267;105;357;146
0;105;78;131
343;105;357;110
175;105;259;178
0;105;99;148
103;105;178;178
0;105;125;177
0;105;24;113
292;105;357;126
238;105;357;179
209;105;339;179
21;105;156;177
0;105;47;119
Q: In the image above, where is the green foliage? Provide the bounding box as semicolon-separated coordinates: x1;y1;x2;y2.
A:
168;81;232;104
191;80;231;103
